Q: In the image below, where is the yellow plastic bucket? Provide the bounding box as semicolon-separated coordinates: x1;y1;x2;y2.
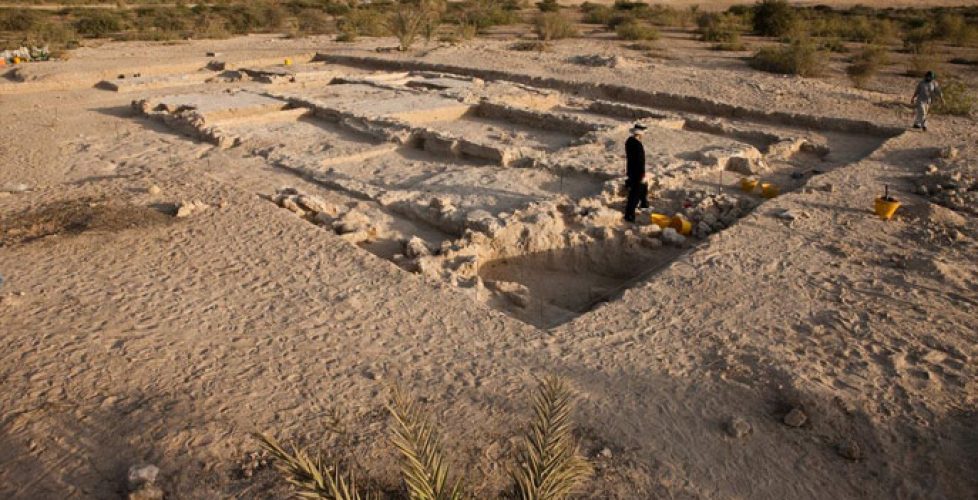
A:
740;177;758;193
12;56;21;64
761;182;780;199
284;58;293;66
670;215;692;235
874;197;900;220
650;213;671;228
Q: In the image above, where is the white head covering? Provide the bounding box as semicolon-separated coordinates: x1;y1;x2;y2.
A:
630;123;648;135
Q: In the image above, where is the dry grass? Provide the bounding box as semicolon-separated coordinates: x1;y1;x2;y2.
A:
254;433;370;500
388;388;465;500
749;38;826;77
846;45;889;89
533;12;576;41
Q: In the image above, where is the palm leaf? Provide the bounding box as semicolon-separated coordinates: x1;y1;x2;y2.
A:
253;432;370;500
387;388;466;500
511;376;593;500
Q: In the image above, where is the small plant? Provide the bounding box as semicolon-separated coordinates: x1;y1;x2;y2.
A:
752;0;797;38
338;8;389;38
533;12;576;41
846;45;889;88
74;10;125;37
615;20;658;41
934;78;975;116
536;0;559;13
580;3;613;25
256;377;592;499
907;42;940;77
511;377;593;500
749;38;826;77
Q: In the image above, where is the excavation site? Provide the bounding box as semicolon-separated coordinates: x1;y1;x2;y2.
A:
2;4;977;498
126;58;891;328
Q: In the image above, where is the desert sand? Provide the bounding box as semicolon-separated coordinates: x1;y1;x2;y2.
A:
0;23;976;500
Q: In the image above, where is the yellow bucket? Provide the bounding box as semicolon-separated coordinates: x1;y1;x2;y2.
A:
650;213;671;228
761;182;780;199
670;215;692;235
284;58;293;66
12;56;21;64
874;197;900;220
740;177;758;193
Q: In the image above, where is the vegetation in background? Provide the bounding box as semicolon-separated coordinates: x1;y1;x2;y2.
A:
749;37;826;77
615;20;658;41
934;78;976;116
533;11;576;41
256;377;593;499
846;45;889;88
696;12;747;51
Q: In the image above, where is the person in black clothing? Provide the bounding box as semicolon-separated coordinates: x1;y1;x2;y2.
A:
624;123;649;222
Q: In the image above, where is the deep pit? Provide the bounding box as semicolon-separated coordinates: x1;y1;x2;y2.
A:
122;61;892;328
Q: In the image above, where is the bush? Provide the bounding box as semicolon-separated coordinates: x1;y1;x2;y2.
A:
580;2;613;24
449;0;522;31
536;0;559;13
74;11;125;37
297;9;333;34
749;38;826;76
338;8;388;37
934;13;978;46
615;20;658;41
846;45;889;88
0;10;40;31
907;42;940;77
698;12;745;49
387;0;444;50
935;78;975;116
19;21;78;49
752;0;797;37
533;11;576;41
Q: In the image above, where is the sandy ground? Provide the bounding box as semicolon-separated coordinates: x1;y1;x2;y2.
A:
1;28;976;500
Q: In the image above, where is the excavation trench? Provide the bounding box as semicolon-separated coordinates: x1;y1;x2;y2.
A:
127;65;894;329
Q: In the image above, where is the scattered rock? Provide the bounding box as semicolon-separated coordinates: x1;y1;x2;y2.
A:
726;417;752;438
837;438;862;461
1;183;30;193
598;447;613;459
726;156;760;175
783;408;807;428
404;237;431;258
661;227;685;246
128;485;164;500
280;196;306;215
938;146;959;160
296;195;335;215
128;464;160;490
175;200;208;218
333;210;370;235
774;209;800;221
147;185;162;196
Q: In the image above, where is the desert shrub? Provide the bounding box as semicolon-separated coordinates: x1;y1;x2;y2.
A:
698;12;745;49
449;0;522;32
907;42;940;77
934;78;975;116
132;7;192;33
533;11;576;41
537;0;559;13
641;4;691;27
387;0;444;50
934;13;978;46
16;21;77;49
338;8;388;37
256;377;593;499
580;2;613;24
0;10;41;31
615;20;658;41
216;2;288;33
752;0;797;37
74;10;125;37
749;38;826;76
846;45;889;88
297;9;334;34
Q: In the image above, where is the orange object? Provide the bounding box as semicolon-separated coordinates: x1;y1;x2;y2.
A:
874;197;900;220
12;56;21;64
650;213;671;228
761;182;780;198
740;177;758;193
670;215;692;235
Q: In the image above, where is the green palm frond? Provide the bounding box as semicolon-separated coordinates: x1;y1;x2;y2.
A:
253;432;370;500
512;376;593;500
387;388;466;500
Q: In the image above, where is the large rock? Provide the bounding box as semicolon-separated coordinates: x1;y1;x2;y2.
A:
333;210;371;235
661;227;685;246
